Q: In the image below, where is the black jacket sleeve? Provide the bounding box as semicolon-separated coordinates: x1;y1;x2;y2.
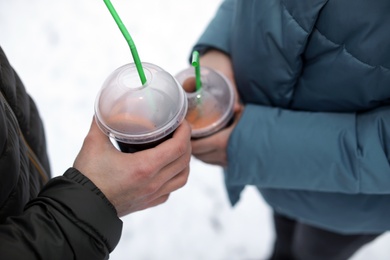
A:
0;168;123;260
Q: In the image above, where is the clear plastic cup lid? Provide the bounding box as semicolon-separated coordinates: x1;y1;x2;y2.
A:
95;62;188;144
175;66;235;138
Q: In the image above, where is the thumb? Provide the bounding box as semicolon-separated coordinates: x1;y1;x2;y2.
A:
85;116;114;150
73;117;117;170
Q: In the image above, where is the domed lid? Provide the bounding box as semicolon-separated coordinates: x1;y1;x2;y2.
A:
175;66;235;138
95;62;187;144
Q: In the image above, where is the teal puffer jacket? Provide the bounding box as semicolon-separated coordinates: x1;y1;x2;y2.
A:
194;0;390;233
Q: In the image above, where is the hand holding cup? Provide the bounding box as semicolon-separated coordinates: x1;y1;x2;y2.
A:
73;118;192;217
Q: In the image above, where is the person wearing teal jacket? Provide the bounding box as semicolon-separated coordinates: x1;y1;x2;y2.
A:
189;0;390;259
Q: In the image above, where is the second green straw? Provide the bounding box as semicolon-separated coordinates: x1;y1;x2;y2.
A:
191;50;202;92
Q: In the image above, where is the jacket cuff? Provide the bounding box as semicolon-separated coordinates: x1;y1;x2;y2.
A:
38;168;123;252
63;168;118;215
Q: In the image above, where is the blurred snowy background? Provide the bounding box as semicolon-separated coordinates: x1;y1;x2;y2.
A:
1;0;389;259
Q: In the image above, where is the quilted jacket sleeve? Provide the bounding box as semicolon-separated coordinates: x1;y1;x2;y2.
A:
193;0;235;54
227;104;390;195
0;168;123;260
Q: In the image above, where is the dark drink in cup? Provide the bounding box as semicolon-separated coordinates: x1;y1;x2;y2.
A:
117;133;173;153
175;66;235;139
105;113;175;153
95;62;187;153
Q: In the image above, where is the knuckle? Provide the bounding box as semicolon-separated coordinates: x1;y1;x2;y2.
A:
145;182;160;195
184;151;192;165
177;168;190;189
175;140;189;157
161;194;170;203
135;162;156;181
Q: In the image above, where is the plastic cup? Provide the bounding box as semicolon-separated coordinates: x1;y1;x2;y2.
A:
95;62;188;153
175;66;235;139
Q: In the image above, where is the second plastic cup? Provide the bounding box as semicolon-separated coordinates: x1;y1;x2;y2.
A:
175;66;235;139
95;62;188;153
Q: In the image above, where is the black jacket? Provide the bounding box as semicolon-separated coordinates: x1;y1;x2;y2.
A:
0;46;122;259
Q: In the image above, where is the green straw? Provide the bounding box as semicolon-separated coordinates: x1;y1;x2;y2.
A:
191;50;202;92
103;0;147;85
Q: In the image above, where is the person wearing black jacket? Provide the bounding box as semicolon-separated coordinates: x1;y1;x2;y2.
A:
0;46;192;259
